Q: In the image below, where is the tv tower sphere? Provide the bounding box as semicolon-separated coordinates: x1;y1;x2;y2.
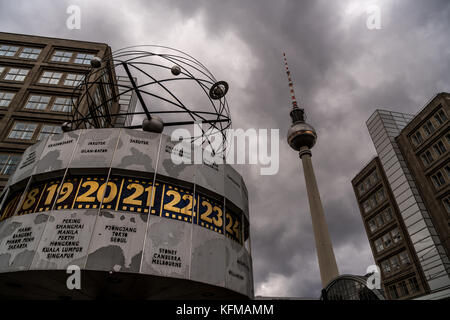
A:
287;108;317;151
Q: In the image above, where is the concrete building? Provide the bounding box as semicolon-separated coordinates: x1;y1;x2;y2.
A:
0;32;115;193
352;92;450;299
395;93;450;259
352;157;429;299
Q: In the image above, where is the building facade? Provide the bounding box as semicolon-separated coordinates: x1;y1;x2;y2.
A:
352;157;429;299
396;93;450;259
352;93;450;299
0;32;114;192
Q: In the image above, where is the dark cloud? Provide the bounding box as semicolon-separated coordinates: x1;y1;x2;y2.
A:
1;0;449;297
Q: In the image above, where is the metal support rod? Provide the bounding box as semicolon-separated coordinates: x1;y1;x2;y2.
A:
122;62;152;120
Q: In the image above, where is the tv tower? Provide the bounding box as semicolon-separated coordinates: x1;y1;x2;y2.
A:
283;53;339;288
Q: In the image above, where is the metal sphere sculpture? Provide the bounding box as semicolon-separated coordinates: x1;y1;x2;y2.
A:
67;45;231;156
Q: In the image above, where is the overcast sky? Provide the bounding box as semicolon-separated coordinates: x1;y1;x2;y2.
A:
1;0;449;298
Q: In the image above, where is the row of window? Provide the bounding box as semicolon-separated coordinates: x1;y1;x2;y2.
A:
8;122;62;141
430;166;450;190
0;91;74;113
0;45;41;60
388;277;421;299
362;188;386;214
380;251;411;276
367;207;393;233
357;170;379;196
411;107;448;146
0;154;21;176
0;66;28;81
0;44;96;65
420;137;449;167
0;66;85;87
374;228;402;253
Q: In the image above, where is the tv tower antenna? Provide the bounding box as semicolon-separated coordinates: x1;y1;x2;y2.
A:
283;52;339;288
283;52;299;110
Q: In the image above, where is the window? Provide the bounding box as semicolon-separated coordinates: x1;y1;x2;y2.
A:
0;66;4;74
368;219;377;232
375;214;384;228
445;165;450;179
411;131;423;146
51;50;73;62
74;53;95;65
384;208;393;222
388;285;399;299
390;256;400;271
369;195;377;208
381;260;391;274
38;125;62;141
431;171;446;188
64;73;84;86
0;91;15;107
443;196;450;214
0;45;19;57
357;183;365;196
0;154;21;175
432;140;446;156
39;71;62;85
363;201;371;214
421;150;434;166
52;97;73;112
371;171;379;184
375;238;384;252
398;281;409;297
391;228;402;243
446;134;450;145
399;251;411;265
25;95;51;110
408;277;420;293
19;47;41;60
382;233;392;248
364;179;371;190
3;68;29;81
377;189;385;202
422;120;435;136
433;108;447;126
8;122;37;140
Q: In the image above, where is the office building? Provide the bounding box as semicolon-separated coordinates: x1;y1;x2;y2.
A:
396;93;449;258
352;92;450;299
352;157;429;299
0;32;115;192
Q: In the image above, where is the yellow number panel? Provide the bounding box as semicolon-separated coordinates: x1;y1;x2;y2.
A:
225;210;243;244
52;178;81;210
0;191;23;221
116;177;158;214
73;176;110;210
34;179;63;212
17;183;47;216
197;195;224;234
158;184;195;223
